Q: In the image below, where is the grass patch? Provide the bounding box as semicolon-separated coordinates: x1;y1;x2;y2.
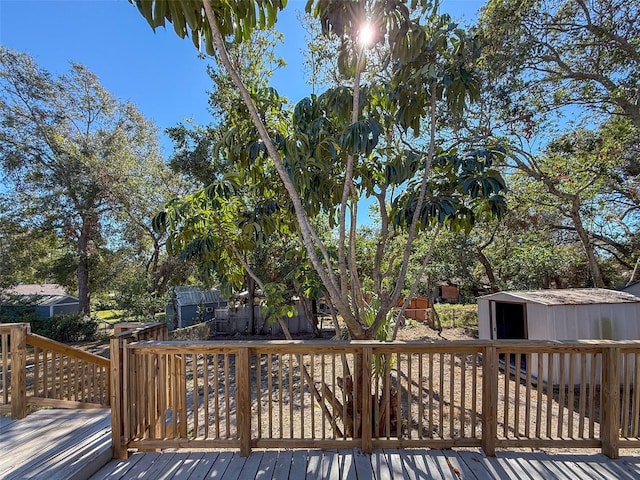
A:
95;310;124;322
434;304;478;329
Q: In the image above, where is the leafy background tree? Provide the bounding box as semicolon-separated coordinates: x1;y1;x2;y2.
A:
143;0;507;342
0;48;184;315
473;0;640;288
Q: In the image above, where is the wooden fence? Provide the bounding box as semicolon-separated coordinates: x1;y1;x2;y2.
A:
112;338;640;459
0;323;110;419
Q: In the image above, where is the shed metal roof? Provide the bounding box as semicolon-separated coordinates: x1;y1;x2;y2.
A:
173;286;224;307
1;284;79;307
5;284;68;296
31;295;79;306
479;288;640;306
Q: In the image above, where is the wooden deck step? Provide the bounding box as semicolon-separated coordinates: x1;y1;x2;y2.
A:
0;409;111;480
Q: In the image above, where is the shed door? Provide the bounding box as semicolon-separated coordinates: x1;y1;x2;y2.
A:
493;302;527;340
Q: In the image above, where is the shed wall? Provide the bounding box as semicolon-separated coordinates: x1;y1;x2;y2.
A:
549;303;640;340
53;303;80;317
478;299;490;339
525;303;551;339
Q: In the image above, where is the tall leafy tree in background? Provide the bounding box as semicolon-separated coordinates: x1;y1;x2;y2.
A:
479;0;640;129
473;0;640;286
136;0;507;340
0;48;174;314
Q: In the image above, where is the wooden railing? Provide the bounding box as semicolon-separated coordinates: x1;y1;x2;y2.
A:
110;322;168;458
0;323;110;419
112;339;640;459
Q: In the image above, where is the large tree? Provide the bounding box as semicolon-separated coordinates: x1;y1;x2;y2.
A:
136;0;507;340
479;0;640;129
0;48;172;314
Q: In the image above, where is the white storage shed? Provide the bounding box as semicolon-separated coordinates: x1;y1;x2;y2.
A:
478;289;640;385
478;288;640;342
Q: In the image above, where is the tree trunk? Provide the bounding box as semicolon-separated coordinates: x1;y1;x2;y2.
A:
569;200;605;287
476;247;499;292
247;274;255;335
77;219;91;315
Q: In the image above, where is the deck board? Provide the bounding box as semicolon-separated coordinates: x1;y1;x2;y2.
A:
289;449;307;479
254;451;277;480
4;408;639;480
0;408;110;480
321;450;340;479
305;450;322;479
270;450;292;479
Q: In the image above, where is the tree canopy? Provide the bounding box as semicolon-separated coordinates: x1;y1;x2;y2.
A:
136;0;507;339
0;48;180;314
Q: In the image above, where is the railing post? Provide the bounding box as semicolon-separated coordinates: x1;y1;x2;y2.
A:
601;345;620;459
482;343;497;456
110;336;127;459
237;346;251;456
361;345;372;454
10;324;28;419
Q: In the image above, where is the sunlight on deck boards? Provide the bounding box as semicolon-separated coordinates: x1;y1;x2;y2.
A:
90;448;640;480
0;408;111;480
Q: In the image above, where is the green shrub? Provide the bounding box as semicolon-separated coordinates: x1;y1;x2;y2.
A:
32;313;99;343
1;310;99;343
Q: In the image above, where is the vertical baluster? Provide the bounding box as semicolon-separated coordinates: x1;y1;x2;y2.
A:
256;352;262;440
288;353;294;439
268;353;273;439
503;350;509;438
278;353;284;439
622;353;632;438
33;346;40;398
558;352;566;438
632;353;640;437
471;350;478;439
428;352;434;438
579;353;587;438
588;353;597;439
203;354;209;439
439;352;444;439
449;352;455;439
310;352;315;440
546;353;554;438
418;353;424;439
568;353;576;438
536;353;543;439
213;353;220;439
514;352;521;438
224;353;231;439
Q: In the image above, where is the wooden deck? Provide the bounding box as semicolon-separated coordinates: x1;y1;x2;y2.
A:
91;448;640;480
0;408;111;480
3;408;639;480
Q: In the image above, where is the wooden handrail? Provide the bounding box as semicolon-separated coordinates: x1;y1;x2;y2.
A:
112;338;640;460
27;333;110;368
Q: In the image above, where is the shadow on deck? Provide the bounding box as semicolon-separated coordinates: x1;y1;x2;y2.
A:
3;409;640;480
91;448;640;480
0;408;111;480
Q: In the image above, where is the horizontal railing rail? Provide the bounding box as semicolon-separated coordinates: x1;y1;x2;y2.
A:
113;338;640;459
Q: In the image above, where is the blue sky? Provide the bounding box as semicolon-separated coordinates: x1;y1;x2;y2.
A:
1;1;485;158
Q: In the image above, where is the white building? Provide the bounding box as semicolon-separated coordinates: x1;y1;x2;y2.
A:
478;288;640;341
478;288;640;385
